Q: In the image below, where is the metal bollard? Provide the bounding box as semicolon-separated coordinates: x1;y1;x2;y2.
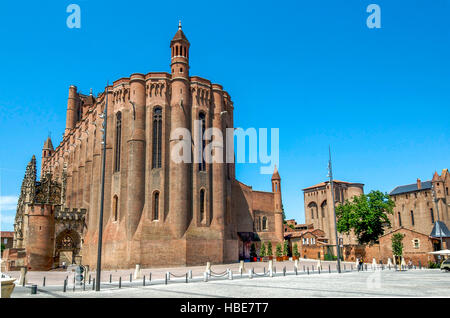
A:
328;265;331;273
165;273;168;285
318;267;320;274
63;279;67;292
248;269;253;279
203;272;208;282
307;267;309;275
130;273;132;282
344;264;346;271
89;275;91;284
143;275;146;286
295;267;298;275
185;273;188;283
149;273;152;284
188;270;193;280
92;278;95;290
239;267;243;278
110;274;112;283
283;266;286;276
119;277;122;288
228;270;233;280
43;276;46;287
167;272;170;281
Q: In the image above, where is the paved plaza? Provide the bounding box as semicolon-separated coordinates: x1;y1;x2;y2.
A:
7;259;450;298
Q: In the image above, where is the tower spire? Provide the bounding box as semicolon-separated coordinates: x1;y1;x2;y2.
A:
178;20;182;30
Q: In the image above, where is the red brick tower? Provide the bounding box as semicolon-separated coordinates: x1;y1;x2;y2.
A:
169;21;191;241
272;166;284;242
25;204;55;270
65;85;78;135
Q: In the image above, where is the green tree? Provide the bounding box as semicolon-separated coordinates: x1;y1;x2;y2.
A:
391;233;405;257
276;243;282;257
336;190;395;245
260;242;266;257
1;243;5;254
293;243;300;257
283;240;289;256
289;224;295;230
267;241;273;256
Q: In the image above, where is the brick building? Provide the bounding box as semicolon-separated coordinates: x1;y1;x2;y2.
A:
388;169;450;251
302;180;364;245
6;24;284;271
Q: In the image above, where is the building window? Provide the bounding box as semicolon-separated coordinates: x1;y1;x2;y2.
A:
153;192;159;221
321;200;327;218
262;216;268;230
308;202;317;220
413;239;420;249
114;112;122;172
410;210;414;226
113;195;118;221
398;212;402;227
430;208;435;224
200;189;206;222
152;107;162;169
199;112;206;171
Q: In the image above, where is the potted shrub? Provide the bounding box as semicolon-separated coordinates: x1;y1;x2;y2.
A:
250;243;257;262
282;240;289;261
260;242;266;261
292;243;300;260
276;243;283;261
267;241;273;260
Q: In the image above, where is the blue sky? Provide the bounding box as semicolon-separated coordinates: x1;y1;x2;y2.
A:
0;0;449;231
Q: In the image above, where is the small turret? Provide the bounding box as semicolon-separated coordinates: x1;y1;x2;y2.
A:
271;165;284;242
170;20;190;79
41;136;54;176
65;85;78;135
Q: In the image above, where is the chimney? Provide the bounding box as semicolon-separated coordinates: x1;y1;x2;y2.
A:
417;178;421;190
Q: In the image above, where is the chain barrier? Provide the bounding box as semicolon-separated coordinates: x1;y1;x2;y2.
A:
209;269;229;277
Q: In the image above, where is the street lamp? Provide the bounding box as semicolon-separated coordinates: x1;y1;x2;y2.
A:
95;83;108;291
328;146;342;273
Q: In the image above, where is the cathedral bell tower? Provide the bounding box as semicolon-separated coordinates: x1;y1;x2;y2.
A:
169;21;192;240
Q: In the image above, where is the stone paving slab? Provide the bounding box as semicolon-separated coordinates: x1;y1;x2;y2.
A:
10;268;450;298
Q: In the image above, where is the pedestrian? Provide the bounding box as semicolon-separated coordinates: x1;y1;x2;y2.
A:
358;257;363;271
408;259;412;269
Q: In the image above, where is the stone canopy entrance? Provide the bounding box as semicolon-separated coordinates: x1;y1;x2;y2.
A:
55;229;81;267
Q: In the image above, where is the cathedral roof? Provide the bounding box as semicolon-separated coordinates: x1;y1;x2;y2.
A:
430;221;450;238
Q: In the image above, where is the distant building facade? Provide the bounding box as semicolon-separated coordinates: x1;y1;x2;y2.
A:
302;180;364;246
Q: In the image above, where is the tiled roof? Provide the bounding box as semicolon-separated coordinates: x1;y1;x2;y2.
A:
1;231;14;238
302;180;355;191
389;181;432;195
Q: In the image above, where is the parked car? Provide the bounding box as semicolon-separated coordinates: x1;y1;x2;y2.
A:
440;258;450;271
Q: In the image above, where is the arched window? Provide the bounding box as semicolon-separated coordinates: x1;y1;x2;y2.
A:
113;195;118;221
200;189;205;221
308;202;317;220
410;210;415;226
430;208;434;223
153;192;159;221
321;200;327;218
262;216;268;230
114;112;122;172
152;107;162;169
199;112;206;171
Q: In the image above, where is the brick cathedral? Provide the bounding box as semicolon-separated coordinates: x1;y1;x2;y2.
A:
7;24;284;271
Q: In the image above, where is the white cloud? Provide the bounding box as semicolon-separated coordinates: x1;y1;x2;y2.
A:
0;195;18;212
